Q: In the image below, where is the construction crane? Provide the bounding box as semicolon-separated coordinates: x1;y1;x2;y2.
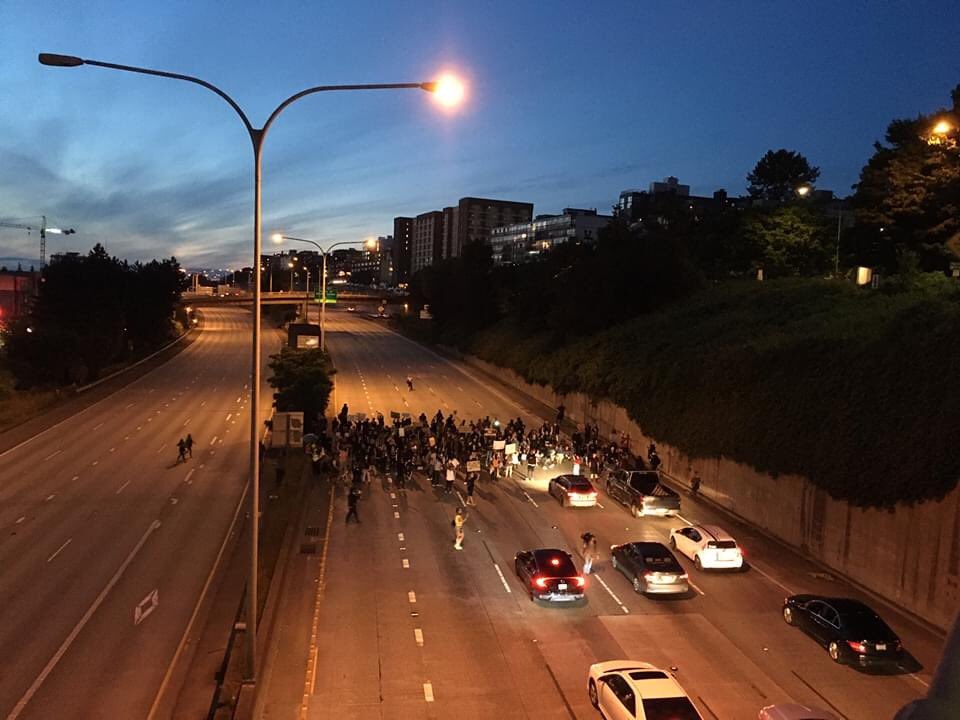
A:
0;215;76;266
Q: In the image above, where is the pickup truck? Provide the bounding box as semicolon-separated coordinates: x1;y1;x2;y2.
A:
604;469;681;517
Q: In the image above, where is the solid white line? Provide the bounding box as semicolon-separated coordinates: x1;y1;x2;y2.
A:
687;579;706;596
593;573;630;614
456;490;466;506
422;682;434;702
414;628;424;646
9;520;161;719
596;502;605;509
523;491;540;508
402;558;410;569
748;559;797;596
115;480;131;495
908;672;931;689
43;450;61;461
47;539;72;562
92;422;103;431
493;563;512;593
675;513;694;526
408;591;417;603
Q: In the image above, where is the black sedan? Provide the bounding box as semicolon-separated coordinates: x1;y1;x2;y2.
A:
782;595;903;667
610;542;689;595
514;548;585;602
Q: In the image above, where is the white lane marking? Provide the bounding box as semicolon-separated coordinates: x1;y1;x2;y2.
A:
225;413;232;422
44;450;61;461
456;490;466;506
45;494;55;502
116;480;131;495
209;436;218;446
414;628;424;646
125;403;134;410
408;591;417;603
15;516;26;525
394;511;400;519
109;447;115;453
523;491;539;508
47;538;72;562
91;460;98;466
422;682;434;703
493;563;512;593
124;435;130;441
390;492;396;499
200;401;206;407
687;579;706;596
398;533;405;542
134;589;160;626
748;559;797;596
593;573;630;614
184;469;195;485
149;388;155;393
675;513;694;526
402;558;410;569
147;418;152;423
71;476;78;482
596;502;605;509
92;422;103;431
137;426;142;431
182;419;190;427
908;673;931;689
236;396;241;403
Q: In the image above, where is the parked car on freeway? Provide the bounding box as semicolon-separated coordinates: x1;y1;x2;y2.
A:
548;475;598;507
758;703;838;720
605;469;680;517
610;542;689;595
514;548;585;602
669;524;744;571
782;595;903;667
588;660;703;719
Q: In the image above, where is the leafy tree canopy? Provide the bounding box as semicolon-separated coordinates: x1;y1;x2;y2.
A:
747;149;821;205
267;347;335;432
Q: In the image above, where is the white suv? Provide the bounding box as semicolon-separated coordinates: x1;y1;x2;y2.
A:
588;661;703;719
669;524;743;571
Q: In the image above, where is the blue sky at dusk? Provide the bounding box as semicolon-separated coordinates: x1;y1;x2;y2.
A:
0;1;957;269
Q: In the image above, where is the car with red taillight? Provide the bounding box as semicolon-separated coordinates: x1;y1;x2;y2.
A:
514;548;586;602
782;595;904;667
548;474;598;507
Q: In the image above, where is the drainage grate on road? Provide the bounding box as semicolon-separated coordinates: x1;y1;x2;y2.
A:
305;526;320;537
300;543;317;554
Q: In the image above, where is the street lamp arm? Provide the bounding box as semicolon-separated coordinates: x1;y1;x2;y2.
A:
39;53;256;137
262;82;431;136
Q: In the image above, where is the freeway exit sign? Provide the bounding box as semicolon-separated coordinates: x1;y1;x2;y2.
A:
314;290;338;304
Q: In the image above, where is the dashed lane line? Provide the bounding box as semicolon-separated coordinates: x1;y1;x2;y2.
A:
92;422;103;431
116;480;131;495
422;682;434;703
522;491;540;508
44;450;61;461
15;516;26;525
493;563;512;593
414;628;424;647
402;558;410;569
747;559;796;596
47;539;72;563
687;579;706;596
592;573;630;614
408;591;417;603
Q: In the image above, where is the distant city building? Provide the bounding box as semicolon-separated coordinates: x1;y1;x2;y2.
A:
616;178;748;227
455;197;533;254
489;208;613;264
442;205;460;259
392;217;413;285
649;176;690;196
411;210;444;274
0;269;37;323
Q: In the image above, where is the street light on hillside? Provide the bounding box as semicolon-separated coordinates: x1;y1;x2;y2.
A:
38;50;462;686
272;234;377;350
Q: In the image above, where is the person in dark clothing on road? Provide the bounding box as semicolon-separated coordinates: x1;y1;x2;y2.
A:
176;438;187;464
185;434;194;458
346;486;361;523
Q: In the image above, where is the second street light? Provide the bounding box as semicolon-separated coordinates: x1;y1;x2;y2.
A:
272;234;377;351
38;51;464;687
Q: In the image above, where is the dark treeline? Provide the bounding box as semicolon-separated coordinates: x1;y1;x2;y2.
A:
3;243;188;387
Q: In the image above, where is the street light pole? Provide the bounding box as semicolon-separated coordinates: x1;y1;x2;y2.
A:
39;51;453;686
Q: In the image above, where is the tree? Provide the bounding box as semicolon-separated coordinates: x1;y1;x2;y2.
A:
852;85;960;272
747;149;821;205
267;347;335;432
741;206;834;278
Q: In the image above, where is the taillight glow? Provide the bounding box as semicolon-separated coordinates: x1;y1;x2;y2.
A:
847;640;867;654
534;577;548;588
574;576;586;587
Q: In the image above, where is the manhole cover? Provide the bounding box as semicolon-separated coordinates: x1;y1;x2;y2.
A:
305;526;320;537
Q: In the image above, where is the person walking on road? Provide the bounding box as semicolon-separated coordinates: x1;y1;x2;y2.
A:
346;485;361;524
176;438;187;464
406;374;415;391
445;461;455;495
690;469;702;498
581;532;598;574
466;472;477;505
185;433;194;458
453;507;467;550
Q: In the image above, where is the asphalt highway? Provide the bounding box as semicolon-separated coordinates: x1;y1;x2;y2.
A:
0;307;278;719
299;310;944;720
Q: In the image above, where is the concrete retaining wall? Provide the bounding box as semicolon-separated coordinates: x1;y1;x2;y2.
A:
463;354;960;632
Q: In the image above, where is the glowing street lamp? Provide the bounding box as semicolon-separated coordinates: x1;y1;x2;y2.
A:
425;74;466;109
796;185;811;197
932;119;953;136
39;50;460;687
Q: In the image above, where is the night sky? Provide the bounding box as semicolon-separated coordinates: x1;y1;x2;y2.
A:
0;1;956;269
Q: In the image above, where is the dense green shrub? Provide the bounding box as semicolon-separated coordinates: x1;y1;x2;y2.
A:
466;278;960;507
